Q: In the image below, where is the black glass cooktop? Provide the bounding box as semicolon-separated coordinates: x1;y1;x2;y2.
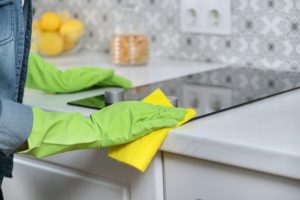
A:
68;66;300;119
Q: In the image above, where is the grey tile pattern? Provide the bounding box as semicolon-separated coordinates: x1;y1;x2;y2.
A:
33;0;300;71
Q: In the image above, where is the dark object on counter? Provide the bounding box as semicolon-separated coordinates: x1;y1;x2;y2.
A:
67;95;106;110
67;88;125;110
0;188;4;200
104;88;125;105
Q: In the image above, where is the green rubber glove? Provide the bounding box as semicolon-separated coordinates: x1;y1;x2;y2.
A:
25;53;132;93
21;102;186;158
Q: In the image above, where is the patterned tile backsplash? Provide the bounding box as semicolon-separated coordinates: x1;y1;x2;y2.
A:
33;0;300;70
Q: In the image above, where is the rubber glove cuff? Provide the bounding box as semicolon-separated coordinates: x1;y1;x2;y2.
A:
20;107;101;157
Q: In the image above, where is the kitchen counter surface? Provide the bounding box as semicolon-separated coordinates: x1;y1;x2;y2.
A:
45;51;225;88
24;51;300;180
163;88;300;180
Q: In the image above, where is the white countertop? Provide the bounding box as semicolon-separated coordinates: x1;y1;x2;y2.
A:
162;88;300;180
45;51;225;88
24;51;300;180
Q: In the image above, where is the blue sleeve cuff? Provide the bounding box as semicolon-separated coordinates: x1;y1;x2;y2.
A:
0;98;33;155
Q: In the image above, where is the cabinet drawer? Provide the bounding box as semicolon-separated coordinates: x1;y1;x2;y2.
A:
3;155;129;200
163;153;300;200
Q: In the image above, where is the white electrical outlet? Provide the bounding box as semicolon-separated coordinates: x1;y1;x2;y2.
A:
180;0;231;35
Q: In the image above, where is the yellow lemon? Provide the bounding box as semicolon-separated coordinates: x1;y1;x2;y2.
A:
59;19;84;41
38;32;64;56
63;38;77;51
40;12;62;31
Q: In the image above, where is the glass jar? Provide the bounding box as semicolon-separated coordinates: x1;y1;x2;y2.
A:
111;4;149;65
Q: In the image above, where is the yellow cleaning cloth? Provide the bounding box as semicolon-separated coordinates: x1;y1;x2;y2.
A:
108;89;197;172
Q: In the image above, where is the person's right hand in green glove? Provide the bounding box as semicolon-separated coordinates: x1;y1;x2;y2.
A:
21;102;186;158
26;53;132;93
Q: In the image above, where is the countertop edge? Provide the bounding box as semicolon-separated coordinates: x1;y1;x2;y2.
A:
162;127;300;180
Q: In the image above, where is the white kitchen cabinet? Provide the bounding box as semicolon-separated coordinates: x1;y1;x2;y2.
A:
3;155;130;200
163;152;300;200
3;149;164;200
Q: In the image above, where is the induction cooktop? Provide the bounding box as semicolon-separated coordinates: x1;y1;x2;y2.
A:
68;66;300;119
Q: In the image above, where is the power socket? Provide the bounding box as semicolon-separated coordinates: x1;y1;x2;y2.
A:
180;0;231;35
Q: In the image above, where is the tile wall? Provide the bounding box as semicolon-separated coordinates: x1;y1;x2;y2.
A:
33;0;300;70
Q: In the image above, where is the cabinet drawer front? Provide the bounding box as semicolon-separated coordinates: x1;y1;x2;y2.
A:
164;153;300;200
3;156;129;200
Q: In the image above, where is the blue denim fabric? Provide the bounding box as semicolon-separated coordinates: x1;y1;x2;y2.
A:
0;0;33;183
0;98;33;155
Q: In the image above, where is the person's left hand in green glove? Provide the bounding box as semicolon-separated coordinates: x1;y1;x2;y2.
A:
25;52;132;93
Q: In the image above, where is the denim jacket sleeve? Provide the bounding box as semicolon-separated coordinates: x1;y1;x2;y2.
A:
0;98;33;155
0;0;33;180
